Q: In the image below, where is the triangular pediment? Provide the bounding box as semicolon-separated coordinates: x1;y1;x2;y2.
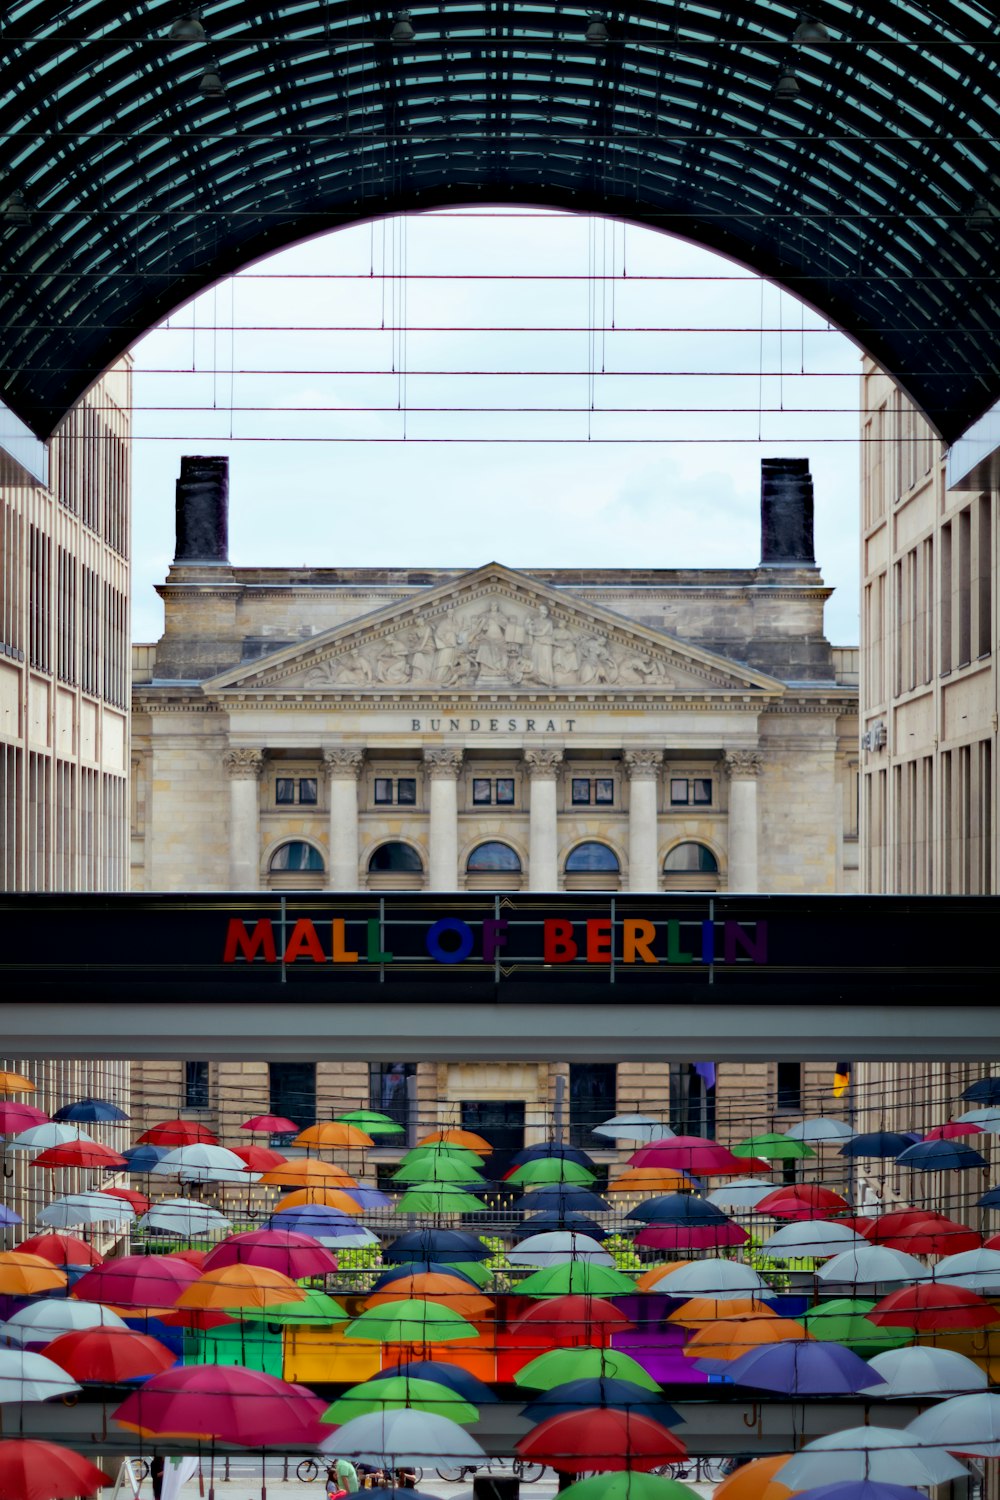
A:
203;564;785;698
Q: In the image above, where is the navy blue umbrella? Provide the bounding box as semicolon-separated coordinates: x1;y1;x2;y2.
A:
520;1184;610;1214
896;1139;988;1171
370;1262;483;1290
122;1144;169;1173
384;1229;491;1263
266;1205;360;1235
54;1098;130;1123
513;1212;610;1241
509;1143;597;1171
521;1377;681;1427
723;1341;885;1396
979;1186;1000;1209
963;1077;1000;1105
626;1193;729;1226
839;1132;914;1159
369;1361;498;1403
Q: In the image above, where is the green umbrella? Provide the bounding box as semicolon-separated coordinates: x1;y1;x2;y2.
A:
336;1110;405;1137
392;1158;488;1186
558;1474;700;1500
801;1297;914;1356
231;1289;350;1325
515;1347;663;1391
323;1375;479;1425
344;1298;479;1343
515;1261;636;1297
395;1184;485;1213
732;1133;816;1160
440;1260;492;1289
401;1144;486;1168
506;1159;596;1186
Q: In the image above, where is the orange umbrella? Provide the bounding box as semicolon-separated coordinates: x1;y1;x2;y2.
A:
0;1250;68;1295
608;1168;694;1193
714;1455;795;1500
366;1272;494;1319
636;1262;693;1292
0;1070;35;1095
684;1316;812;1361
668;1297;779;1329
295;1122;374;1149
176;1263;308;1310
271;1187;363;1214
420;1129;493;1154
258;1159;358;1189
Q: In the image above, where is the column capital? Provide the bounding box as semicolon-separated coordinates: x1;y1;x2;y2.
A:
523;747;563;778
623;748;662;780
223;747;266;780
723;748;764;779
423;747;464;780
323;746;365;780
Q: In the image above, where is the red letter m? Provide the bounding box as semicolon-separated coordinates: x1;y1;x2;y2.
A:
223;919;277;964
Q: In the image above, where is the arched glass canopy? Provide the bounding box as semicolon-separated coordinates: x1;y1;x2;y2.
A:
2;0;1000;440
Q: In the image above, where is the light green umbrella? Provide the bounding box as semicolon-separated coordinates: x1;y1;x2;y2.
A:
344;1298;479;1343
801;1298;914;1356
515;1261;636;1297
395;1183;486;1213
559;1474;700;1500
401;1144;486;1167
515;1347;663;1391
392;1158;488;1185
732;1133;816;1161
336;1110;405;1137
323;1375;479;1424
232;1289;349;1325
507;1159;596;1186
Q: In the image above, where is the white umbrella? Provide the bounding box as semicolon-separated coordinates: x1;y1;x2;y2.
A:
320;1409;487;1464
776;1427;969;1488
37;1192;135;1229
652;1258;775;1299
2;1300;128;1345
956;1108;1000;1133
507;1232;614;1267
760;1222;868;1259
861;1346;988;1398
907;1393;1000;1458
8;1124;94;1151
592;1115;673;1144
817;1245;926;1286
152;1144;259;1184
706;1179;775;1211
0;1349;81;1402
312;1226;380;1249
784;1118;855;1143
137;1198;231;1236
931;1249;1000;1293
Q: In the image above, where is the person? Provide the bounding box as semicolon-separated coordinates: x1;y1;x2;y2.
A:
328;1457;360;1496
151;1455;165;1500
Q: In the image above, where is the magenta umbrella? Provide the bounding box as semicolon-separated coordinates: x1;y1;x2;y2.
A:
0;1102;48;1133
72;1254;202;1310
202;1229;338;1280
114;1364;327;1446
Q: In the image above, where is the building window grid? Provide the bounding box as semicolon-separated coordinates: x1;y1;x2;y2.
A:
275;777;318;806
374;776;417;805
570;776;615;806
669;776;712;806
471;776;515;806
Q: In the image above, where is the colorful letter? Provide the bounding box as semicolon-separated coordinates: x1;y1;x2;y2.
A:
426;918;475;965
724;921;768;964
483;919;509;963
283;919;326;964
366;920;393;964
586;919;613;964
623;919;658;964
544;919;577;963
223;919;277;964
666;920;694;964
331;919;359;963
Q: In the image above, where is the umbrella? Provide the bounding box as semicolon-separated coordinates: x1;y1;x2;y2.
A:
704;1179;775;1212
514;1261;636;1297
137;1198;231;1236
510;1143;597;1169
668;1298;778;1329
102;1186;151;1215
336;1110;405;1136
515;1213;610;1240
267;1206;369;1240
515;1407;687;1471
342;1186;394;1210
323;1375;479;1424
839;1132;913;1159
754;1185;849;1220
758;1222;868;1259
114;1363;326;1446
121;1144;170;1173
521;1377;681;1426
980;1187;1000;1210
958;1107;1000;1131
628;1195;747;1251
800;1299;912;1357
784;1118;854;1143
259;1159;358;1189
932;1249;1000;1291
861;1346;988;1397
152;1144;256;1183
514;1348;662;1391
138;1119;219;1147
0;1349;81;1402
867;1211;981;1255
924;1122;985;1140
420;1130;492;1153
630;1136;765;1175
593;1115;672;1144
371;1262;487;1291
231;1144;287;1171
9;1124;93;1151
395;1184;484;1213
791;1484;929;1500
241;1114;299;1134
344;1299;479;1343
370;1361;498;1403
816;1246;927;1286
73;1255;201;1310
0;1103;47;1133
202;1229;338;1279
273;1187;366;1214
2;1299;128;1344
867;1282;1000;1331
521;1184;611;1214
961;1077;1000;1105
16;1234;102;1268
558;1475;697;1500
733;1134;816;1162
177;1264;308;1310
320;1408;487;1464
507;1232;614;1267
385;1230;490;1263
645;1259;775;1299
509;1295;634;1345
0;1440;112;1500
52;1098;128;1123
0;1206;20;1227
0;1071;35;1093
392;1158;488;1185
713;1455;794;1500
686;1317;812;1362
506;1159;595;1186
296;1121;375;1148
0;1253;67;1296
896;1140;988;1171
401;1145;485;1170
907;1392;1000;1457
609;1168;695;1195
38;1192;135;1228
776;1430;968;1487
721;1340;882;1395
31;1139;126;1171
44;1327;176;1382
235;1288;349;1326
365;1276;493;1320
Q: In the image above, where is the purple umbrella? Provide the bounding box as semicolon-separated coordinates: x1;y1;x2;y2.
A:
794;1486;928;1500
720;1340;886;1396
0;1205;22;1227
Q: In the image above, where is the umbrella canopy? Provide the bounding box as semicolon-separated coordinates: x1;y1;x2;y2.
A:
267;1204;371;1238
114;1363;325;1445
722;1340;882;1395
344;1299;479;1343
733;1134;816;1162
385;1230;490;1263
784;1118;854;1143
235;1288;348;1326
2;1299;128;1344
0;1206;21;1227
668;1298;777;1329
370;1361;498;1403
792;1484;929;1500
371;1262;488;1291
420;1130;492;1153
0;1440;112;1500
296;1121;374;1148
776;1431;967;1487
509;1294;634;1344
800;1300;912;1357
44;1327;176;1382
868;1282;1000;1331
839;1133;913;1160
559;1475;698;1500
342;1186;394;1210
867;1211;981;1256
30;1140;126;1171
924;1122;985;1140
230;1144;287;1171
861;1346;988;1398
630;1136;766;1175
177;1264;308;1311
759;1222;868;1259
0;1071;35;1094
137;1198;231;1236
365;1278;493;1321
961;1077;1000;1105
520;1184;611;1214
932;1249;1000;1292
16;1234;102;1269
395;1184;484;1213
0;1102;47;1133
38;1194;137;1231
515;1262;636;1298
336;1110;405;1136
241;1114;300;1134
817;1246;927;1286
515;1212;610;1240
121;1144;170;1173
755;1185;849;1220
635;1221;748;1251
705;1179;777;1212
515;1348;662;1391
202;1229;338;1280
0;1349;81;1403
507;1232;614;1267
52;1098;128;1123
626;1193;732;1226
686;1317;812;1362
323;1375;479;1424
259;1159;358;1189
152;1144;256;1183
0;1253;67;1296
392;1157;487;1185
647;1259;775;1299
73;1255;201;1310
896;1140;988;1171
138;1119;219;1147
272;1187;366;1214
712;1455;795;1500
102;1186;151;1215
320;1408;487;1464
521;1377;681;1426
906;1391;1000;1457
510;1143;596;1169
506;1159;595;1186
593;1115;673;1144
9;1124;93;1151
401;1144;485;1168
515;1407;687;1472
609;1168;695;1195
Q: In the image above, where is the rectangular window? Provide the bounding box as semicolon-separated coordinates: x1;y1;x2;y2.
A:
374;777;393;804
184;1060;210;1110
670;778;712;806
693;778;712;804
370;1062;416;1127
472;777;491;804
374;776;416;805
940;522;953;674
571;778;591;804
594;778;614;805
496;778;515;804
276;778;295;804
299;778;317;805
397;777;416;804
958;505;972;667
978;493;992;659
269;1061;316;1132
569;1063;618;1148
670;778;689;804
776;1062;803;1112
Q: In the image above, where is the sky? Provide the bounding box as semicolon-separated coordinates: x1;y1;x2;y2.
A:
129;208;862;645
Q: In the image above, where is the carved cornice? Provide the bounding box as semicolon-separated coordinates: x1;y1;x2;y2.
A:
723;749;764;779
223;747;266;780
623;749;663;779
322;747;365;780
523;748;564;777
423;748;465;779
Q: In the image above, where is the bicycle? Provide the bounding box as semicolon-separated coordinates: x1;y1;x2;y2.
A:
435;1459;545;1484
655;1457;736;1484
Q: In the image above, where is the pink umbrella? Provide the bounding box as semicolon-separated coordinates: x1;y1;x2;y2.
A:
72;1254;202;1310
635;1222;749;1250
924;1122;986;1140
242;1115;300;1135
114;1363;327;1445
202;1229;337;1280
629;1136;769;1175
0;1102;48;1133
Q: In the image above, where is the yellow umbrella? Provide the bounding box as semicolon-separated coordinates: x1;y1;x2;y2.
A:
176;1264;308;1310
668;1297;779;1329
259;1160;358;1189
0;1251;68;1295
0;1070;35;1095
271;1187;364;1214
608;1168;694;1194
683;1316;811;1361
713;1456;795;1500
294;1122;374;1149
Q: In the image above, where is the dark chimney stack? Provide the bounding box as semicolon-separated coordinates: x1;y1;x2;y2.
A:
174;455;229;563
760;457;815;566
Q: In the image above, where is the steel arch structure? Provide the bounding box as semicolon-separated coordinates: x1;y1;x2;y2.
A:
1;0;999;440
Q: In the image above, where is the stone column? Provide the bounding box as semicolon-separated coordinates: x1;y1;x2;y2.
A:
525;748;563;891
223;748;265;889
624;749;662;892
424;748;463;890
323;747;365;891
724;749;764;891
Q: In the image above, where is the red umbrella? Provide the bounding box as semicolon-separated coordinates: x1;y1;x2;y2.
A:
508;1294;635;1347
167;1248;210;1269
0;1440;113;1500
44;1326;177;1382
0;1102;48;1133
868;1211;981;1255
635;1222;749;1250
868;1282;1000;1331
629;1136;769;1175
241;1114;299;1135
31;1140;127;1170
515;1408;687;1472
101;1186;152;1215
73;1254;202;1310
159;1307;236;1329
755;1185;849;1220
138;1119;219;1146
836;1216;878;1238
17;1234;103;1269
230;1144;287;1171
202;1229;337;1280
924;1122;985;1140
113;1364;327;1445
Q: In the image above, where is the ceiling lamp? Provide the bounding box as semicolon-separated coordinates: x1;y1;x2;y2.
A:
169;14;206;39
2;191;31;225
585;13;609;44
198;66;226;96
966;196;998;233
794;17;829;42
774;70;801;98
391;10;415;43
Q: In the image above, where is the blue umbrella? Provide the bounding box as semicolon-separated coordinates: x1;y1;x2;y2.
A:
520;1184;611;1214
793;1484;929;1500
514;1213;610;1241
521;1377;681;1426
342;1186;395;1210
896;1139;988;1171
722;1340;885;1396
53;1098;130;1123
122;1144;169;1173
626;1193;728;1226
384;1229;490;1263
979;1187;1000;1210
266;1205;360;1235
509;1143;597;1170
839;1132;914;1159
963;1077;1000;1105
370;1263;483;1291
0;1205;22;1227
369;1361;499;1403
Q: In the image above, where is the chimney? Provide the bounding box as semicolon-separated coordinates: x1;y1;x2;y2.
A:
174;455;229;563
760;457;815;566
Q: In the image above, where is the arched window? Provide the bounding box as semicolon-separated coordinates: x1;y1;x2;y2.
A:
564;841;620;892
269;841;325;872
663;841;719;891
466;841;522;892
367;841;424;891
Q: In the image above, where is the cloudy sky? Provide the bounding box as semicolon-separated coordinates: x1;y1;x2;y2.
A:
130;208;862;645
